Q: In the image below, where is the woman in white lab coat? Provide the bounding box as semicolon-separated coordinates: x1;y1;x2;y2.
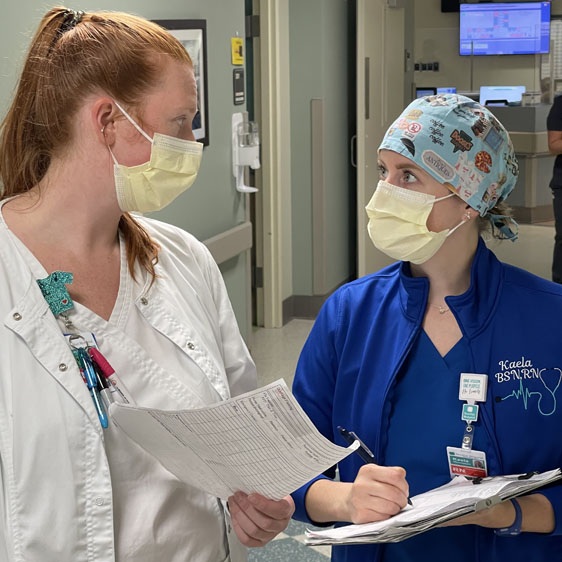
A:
0;7;292;561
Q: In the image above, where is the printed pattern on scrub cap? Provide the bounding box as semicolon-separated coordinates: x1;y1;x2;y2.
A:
378;94;519;222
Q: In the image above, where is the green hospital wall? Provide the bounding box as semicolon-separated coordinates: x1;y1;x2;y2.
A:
289;0;353;297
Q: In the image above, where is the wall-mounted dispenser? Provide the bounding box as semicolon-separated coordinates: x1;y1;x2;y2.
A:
232;112;260;193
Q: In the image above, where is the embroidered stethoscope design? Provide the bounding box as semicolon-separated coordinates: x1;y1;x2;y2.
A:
499;368;562;416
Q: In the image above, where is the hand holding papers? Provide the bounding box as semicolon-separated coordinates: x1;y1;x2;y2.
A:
305;468;562;545
109;380;358;500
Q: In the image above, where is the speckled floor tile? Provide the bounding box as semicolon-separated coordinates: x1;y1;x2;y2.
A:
282;518;315;537
251;319;314;388
248;518;331;561
249;320;330;560
248;536;330;561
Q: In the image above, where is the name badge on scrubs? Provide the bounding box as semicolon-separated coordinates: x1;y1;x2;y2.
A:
446;372;489;479
446;446;488;478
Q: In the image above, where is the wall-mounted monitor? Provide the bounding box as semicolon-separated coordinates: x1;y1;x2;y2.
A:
460;2;551;56
437;87;457;94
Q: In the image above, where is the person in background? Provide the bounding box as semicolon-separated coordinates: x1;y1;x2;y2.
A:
0;7;293;561
291;94;562;562
547;94;562;283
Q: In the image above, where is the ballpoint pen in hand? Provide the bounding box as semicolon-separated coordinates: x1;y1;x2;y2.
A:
338;425;413;506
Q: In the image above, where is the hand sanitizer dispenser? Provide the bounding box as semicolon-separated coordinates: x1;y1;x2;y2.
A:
232;112;260;193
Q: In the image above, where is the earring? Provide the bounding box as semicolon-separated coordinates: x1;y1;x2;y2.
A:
100;126;105;134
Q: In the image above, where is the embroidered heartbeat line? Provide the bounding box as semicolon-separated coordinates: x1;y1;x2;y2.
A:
501;381;542;410
500;368;562;416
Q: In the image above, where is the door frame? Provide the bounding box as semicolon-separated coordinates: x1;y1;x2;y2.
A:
252;0;292;328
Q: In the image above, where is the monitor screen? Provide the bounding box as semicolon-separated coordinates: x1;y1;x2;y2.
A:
437;87;457;94
416;87;437;98
460;2;551;56
479;85;526;105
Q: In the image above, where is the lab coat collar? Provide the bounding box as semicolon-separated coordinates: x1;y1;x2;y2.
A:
134;284;230;403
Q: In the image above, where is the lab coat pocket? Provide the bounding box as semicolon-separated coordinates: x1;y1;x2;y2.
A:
220;498;248;562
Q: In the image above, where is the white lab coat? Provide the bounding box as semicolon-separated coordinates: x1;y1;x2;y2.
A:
0;214;256;562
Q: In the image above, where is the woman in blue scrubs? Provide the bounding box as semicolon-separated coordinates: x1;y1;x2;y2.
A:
291;94;562;561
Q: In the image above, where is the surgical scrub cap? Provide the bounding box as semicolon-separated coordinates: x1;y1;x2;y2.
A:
378;94;519;240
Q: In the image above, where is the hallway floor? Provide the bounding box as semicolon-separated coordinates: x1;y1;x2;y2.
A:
250;319;326;561
246;223;556;561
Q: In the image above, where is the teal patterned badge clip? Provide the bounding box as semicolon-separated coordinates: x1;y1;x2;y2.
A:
37;271;74;316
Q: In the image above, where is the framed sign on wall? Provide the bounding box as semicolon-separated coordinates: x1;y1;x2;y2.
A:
153;19;210;146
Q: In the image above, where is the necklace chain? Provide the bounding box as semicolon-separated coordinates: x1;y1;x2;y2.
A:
429;303;450;314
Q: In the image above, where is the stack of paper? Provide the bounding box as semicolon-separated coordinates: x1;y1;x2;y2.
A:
305;469;562;545
109;380;358;500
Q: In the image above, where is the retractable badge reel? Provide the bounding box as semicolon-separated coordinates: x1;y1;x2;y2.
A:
446;373;489;479
37;271;129;431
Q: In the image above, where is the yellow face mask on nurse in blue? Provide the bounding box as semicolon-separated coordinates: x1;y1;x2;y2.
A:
366;180;469;264
108;101;203;213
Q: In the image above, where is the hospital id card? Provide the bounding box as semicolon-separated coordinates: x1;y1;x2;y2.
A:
447;446;488;479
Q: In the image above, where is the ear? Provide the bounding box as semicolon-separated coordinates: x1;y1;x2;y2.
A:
92;98;119;146
464;205;479;221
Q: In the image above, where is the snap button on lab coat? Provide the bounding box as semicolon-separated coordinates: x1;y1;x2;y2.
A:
58;363;68;372
140;297;148;305
187;342;195;350
12;312;22;321
94;497;105;506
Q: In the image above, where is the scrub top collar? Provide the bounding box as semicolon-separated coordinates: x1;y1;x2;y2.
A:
398;237;502;338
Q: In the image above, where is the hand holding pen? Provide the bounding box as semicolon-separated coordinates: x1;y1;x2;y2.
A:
338;425;413;522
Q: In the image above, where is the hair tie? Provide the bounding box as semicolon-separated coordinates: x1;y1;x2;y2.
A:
49;9;85;53
59;10;85;34
487;212;519;241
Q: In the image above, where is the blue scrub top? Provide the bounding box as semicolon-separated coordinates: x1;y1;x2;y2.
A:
380;330;492;562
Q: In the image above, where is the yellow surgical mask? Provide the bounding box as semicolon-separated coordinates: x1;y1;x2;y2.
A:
109;101;203;213
365;180;467;264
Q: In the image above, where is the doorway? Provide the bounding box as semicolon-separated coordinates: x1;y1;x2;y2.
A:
356;0;413;276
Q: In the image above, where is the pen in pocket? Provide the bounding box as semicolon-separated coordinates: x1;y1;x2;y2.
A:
88;347;129;404
76;348;109;429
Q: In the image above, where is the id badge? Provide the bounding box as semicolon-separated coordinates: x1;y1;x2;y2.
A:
446;446;488;478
